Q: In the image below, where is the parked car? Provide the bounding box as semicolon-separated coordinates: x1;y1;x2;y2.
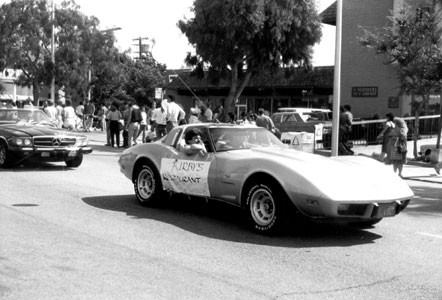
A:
419;143;441;163
271;108;332;134
0;108;92;168
118;123;413;234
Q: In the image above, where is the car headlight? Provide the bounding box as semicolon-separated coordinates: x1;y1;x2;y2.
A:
14;138;32;146
74;137;89;147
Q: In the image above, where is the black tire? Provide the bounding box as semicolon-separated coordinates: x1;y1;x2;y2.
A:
350;218;383;228
0;142;14;168
134;161;164;206
245;182;287;234
65;153;83;168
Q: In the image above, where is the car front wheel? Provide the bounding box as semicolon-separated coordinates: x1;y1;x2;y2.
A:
134;161;164;206
245;182;287;234
0;142;14;168
65;153;83;168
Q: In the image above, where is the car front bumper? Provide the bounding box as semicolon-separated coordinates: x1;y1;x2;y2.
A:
9;146;93;162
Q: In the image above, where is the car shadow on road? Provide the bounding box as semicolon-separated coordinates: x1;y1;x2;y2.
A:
82;194;382;248
0;161;74;172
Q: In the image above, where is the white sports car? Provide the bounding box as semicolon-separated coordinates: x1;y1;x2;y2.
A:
118;123;413;234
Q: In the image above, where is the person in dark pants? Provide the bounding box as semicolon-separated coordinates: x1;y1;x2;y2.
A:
121;102;130;147
107;103;122;147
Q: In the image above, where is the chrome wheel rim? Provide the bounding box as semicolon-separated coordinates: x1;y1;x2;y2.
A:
137;168;155;201
250;188;275;226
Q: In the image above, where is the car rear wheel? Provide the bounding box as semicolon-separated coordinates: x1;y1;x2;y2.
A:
245;182;287;234
65;154;83;168
134;161;164;206
0;142;14;168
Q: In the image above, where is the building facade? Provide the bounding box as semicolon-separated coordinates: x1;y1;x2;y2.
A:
322;0;441;118
168;0;441;120
0;69;33;105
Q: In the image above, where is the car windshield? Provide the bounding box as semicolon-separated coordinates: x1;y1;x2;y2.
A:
209;127;286;152
0;108;55;126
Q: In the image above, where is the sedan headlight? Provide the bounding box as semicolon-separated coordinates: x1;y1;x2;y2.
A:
74;137;89;147
13;137;33;147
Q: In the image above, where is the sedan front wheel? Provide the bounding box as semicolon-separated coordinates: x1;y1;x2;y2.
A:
0;142;14;168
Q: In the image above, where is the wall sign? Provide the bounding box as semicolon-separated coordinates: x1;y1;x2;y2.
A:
351;87;378;97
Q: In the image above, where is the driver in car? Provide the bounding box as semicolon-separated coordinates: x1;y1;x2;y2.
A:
179;128;207;156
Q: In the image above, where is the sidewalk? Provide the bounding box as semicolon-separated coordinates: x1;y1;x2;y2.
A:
350;138;442;184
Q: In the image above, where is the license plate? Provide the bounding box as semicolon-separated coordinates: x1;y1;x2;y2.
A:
68;151;77;157
41;152;50;157
377;203;397;217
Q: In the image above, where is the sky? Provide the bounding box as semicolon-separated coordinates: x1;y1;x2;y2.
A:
72;0;336;69
1;0;336;68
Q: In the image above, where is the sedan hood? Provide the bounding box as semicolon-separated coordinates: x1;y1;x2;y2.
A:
250;147;414;201
0;124;77;137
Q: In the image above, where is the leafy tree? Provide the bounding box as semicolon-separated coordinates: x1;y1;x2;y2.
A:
0;0;53;104
0;0;166;107
178;0;322;116
359;0;442;157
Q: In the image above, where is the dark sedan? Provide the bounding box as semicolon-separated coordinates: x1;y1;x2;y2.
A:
0;108;92;168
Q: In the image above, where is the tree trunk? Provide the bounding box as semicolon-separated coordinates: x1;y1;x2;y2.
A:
224;63;239;120
412;94;422;159
32;79;40;106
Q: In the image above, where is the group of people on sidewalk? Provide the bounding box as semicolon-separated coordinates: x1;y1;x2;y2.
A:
42;98;98;131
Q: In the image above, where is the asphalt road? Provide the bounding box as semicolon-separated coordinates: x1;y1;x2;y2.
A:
1;139;441;300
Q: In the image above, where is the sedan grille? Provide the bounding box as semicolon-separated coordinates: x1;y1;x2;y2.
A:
33;136;76;147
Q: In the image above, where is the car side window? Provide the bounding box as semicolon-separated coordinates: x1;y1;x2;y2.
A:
179;127;213;153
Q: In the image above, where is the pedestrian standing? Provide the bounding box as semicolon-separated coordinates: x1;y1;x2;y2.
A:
376;112;395;162
44;100;58;124
338;105;354;155
255;108;274;131
121;103;130;147
151;103;167;139
188;107;201;124
63;99;77;130
107;102;122;148
137;106;148;143
83;99;95;132
125;101;142;147
55;100;64;128
388;118;408;177
97;103;108;132
165;95;185;132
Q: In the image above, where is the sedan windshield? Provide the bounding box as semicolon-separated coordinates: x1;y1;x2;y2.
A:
0;108;55;126
210;127;285;152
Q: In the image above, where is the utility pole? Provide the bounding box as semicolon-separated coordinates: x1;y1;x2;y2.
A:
132;37;150;60
133;37;155;59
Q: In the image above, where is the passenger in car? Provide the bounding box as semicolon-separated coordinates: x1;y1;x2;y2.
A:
179;128;207;156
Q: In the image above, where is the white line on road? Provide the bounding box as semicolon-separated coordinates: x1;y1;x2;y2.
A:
416;232;442;239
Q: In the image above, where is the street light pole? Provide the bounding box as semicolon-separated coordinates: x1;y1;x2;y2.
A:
50;0;55;103
331;0;343;157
